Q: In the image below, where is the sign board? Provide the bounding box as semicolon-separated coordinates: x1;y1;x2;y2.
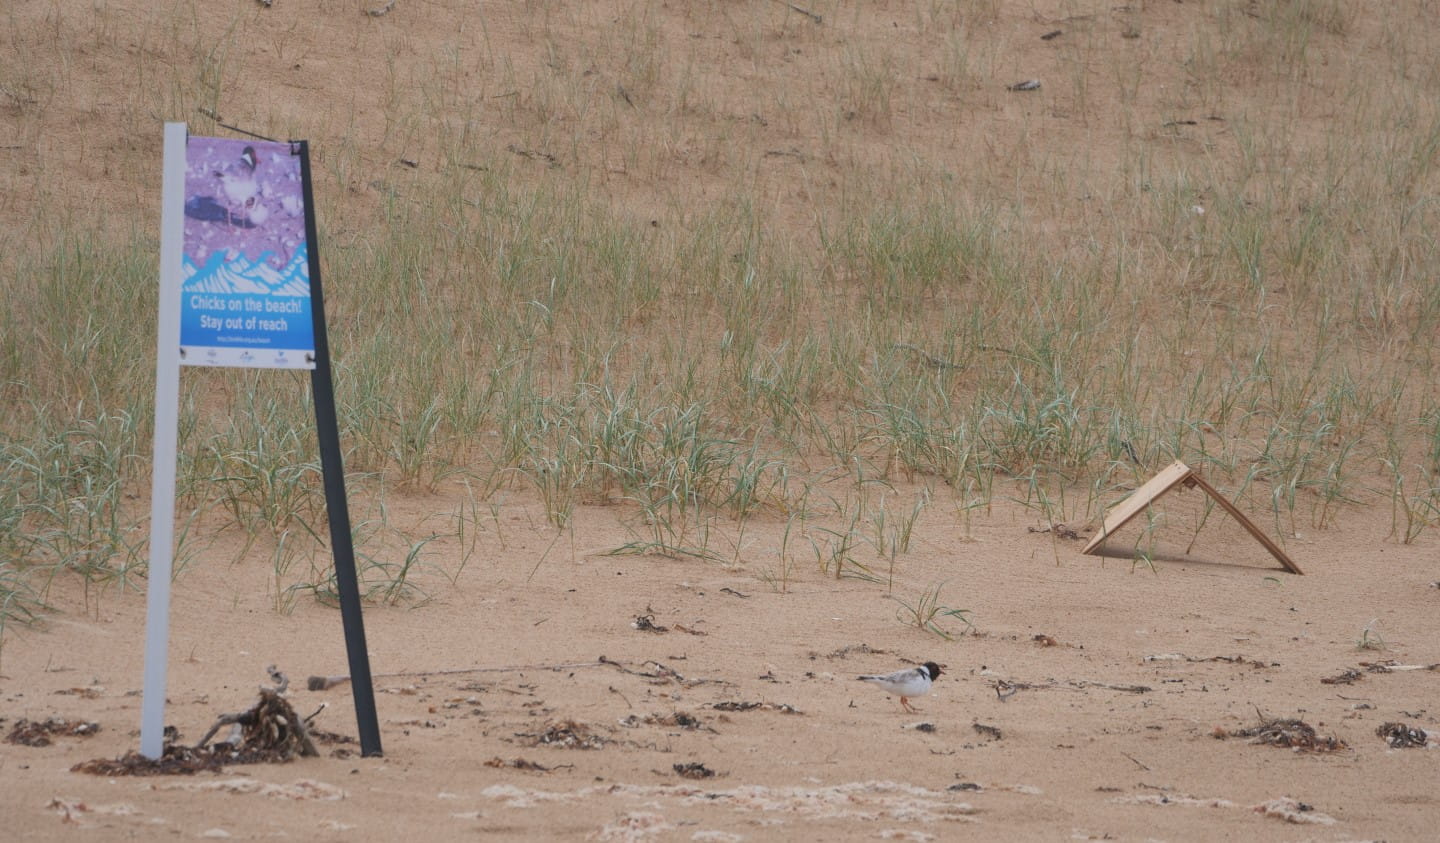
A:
180;137;315;368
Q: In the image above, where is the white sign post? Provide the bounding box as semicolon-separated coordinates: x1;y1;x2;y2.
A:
140;122;188;760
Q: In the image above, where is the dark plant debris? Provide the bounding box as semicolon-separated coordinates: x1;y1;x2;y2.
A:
1027;523;1082;540
1321;660;1440;685
598;656;723;687
619;711;711;731
1218;717;1348;753
53;686;104;699
709;701;802;714
673;761;718;779
190;688;318;759
6;717;100;747
1376;722;1428;749
485;756;571;772
517;720;607;750
308;726;357;746
818;643;889;660
1147;654;1275;668
73;745;227;777
632;613;668;633
73;688;321;776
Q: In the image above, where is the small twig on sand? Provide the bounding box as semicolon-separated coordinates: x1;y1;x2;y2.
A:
771;0;822;24
1072;679;1152;694
307;659;614;691
195;711;249;749
991;677;1151;695
306;656;735;693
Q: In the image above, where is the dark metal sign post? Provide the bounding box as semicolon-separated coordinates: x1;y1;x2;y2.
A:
297;140;383;757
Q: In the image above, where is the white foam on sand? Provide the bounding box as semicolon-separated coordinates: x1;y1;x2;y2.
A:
479;780;979;826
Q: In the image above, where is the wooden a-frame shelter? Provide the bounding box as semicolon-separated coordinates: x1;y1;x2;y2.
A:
1082;461;1303;575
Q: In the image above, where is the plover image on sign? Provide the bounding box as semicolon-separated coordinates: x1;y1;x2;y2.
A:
214;145;261;226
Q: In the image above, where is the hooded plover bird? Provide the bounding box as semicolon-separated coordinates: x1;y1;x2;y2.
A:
858;662;942;713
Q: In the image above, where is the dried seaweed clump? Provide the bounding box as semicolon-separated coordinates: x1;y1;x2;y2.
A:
618;711;708;731
1218;718;1348;753
73;689;321;777
5;718;100;747
73;744;226;777
673;761;718;779
1376;722;1428;749
518;719;608;750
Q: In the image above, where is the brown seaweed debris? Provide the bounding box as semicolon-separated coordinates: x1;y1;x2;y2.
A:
817;643;889;660
1217;717;1348;753
708;701;802;714
190;688;319;759
73;689;321;777
484;756;571;772
6;717;100;747
673;761;718;779
619;711;711;731
1376;722;1428;748
516;719;608;749
73;744;227;777
632;614;668;633
307;725;360;758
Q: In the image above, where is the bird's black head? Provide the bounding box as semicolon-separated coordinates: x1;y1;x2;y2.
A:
923;662;943;680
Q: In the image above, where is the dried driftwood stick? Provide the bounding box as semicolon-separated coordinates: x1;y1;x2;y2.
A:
772;0;821;23
308;674;350;692
195;711;249;750
306;659;613;691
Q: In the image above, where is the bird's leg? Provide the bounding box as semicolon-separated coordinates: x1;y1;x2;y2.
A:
901;697;918;713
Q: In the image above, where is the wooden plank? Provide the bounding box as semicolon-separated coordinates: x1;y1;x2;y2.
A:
1185;473;1303;575
1081;461;1194;554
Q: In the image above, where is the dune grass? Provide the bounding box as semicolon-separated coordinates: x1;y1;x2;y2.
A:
1;1;1438;641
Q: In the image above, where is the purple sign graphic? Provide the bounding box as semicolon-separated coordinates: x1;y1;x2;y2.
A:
179;137;314;369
